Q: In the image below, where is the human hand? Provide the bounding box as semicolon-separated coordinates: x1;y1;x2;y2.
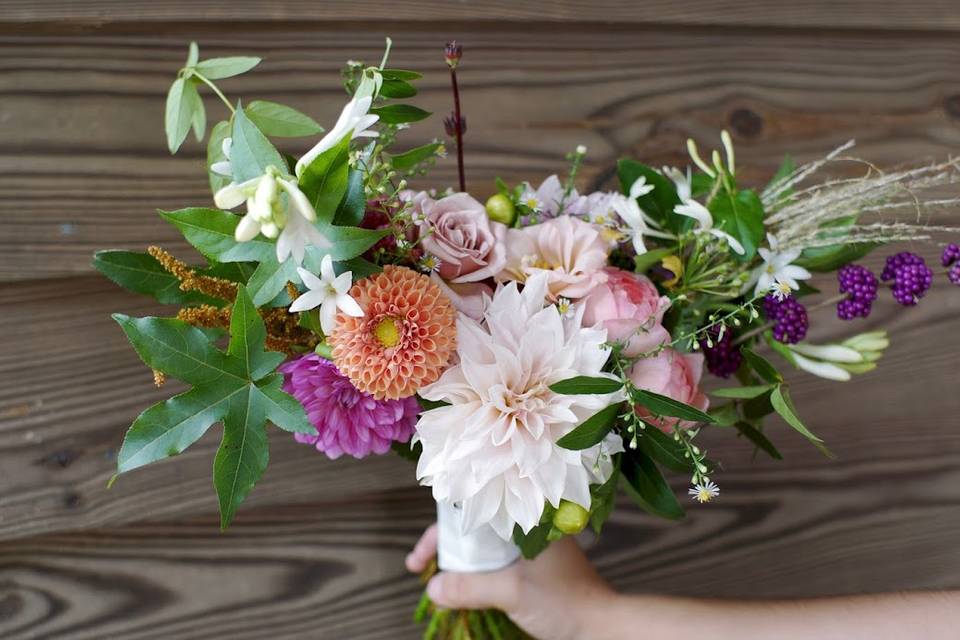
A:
406;524;617;640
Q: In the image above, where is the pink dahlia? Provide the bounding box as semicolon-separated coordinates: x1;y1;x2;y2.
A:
280;353;420;459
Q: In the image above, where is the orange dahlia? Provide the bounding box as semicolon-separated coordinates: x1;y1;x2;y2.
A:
329;265;457;400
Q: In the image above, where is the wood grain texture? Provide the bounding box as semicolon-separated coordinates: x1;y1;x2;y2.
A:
3;27;960;279
3;0;960;31
2;3;960;639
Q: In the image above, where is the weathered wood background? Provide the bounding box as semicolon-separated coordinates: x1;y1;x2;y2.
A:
2;2;960;638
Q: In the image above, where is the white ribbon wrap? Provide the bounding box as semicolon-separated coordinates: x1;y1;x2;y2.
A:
436;500;521;573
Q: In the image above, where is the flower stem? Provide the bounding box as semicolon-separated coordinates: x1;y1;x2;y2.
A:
192;72;235;115
449;67;466;192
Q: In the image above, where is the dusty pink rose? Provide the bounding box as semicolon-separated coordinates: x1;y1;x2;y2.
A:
499;215;609;300
628;348;709;431
417;192;507;283
581;267;671;356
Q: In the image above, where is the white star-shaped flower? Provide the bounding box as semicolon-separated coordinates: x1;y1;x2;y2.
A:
289;254;364;335
663;166;746;255
751;233;812;296
295;95;379;178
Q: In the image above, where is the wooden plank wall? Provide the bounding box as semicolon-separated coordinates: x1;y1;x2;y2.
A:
2;2;960;638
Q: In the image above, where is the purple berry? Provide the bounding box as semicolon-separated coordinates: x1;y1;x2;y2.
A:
949;263;960;286
942;243;960;267
763;295;809;344
836;264;878;320
699;326;742;378
881;252;933;307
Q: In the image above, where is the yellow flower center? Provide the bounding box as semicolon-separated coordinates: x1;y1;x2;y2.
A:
373;317;402;348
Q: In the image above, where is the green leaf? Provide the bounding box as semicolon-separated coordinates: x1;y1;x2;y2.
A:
214;384;269;529
556;403;621;450
165;77;194;154
711;384;775;399
621;451;684;520
194;56;261;80
245;100;323;137
113;286;304;528
512;504;557;560
635;422;695;473
392;439;423;463
630;389;715;423
333;168;366;226
796;242;880;272
298;134;351;222
117;384;233;474
113;314;244;385
381;69;422;81
207;120;232;194
708;402;739;426
230;105;286;183
379;78;417;99
549;376;623;395
742;390;775;421
246;256;298;307
741;348;783;384
370;104;431;124
186;42;200;68
418;397;451;411
160;208;273;263
186;81;206;141
709;189;765;259
733;421;783;460
770;385;832;457
390;142;442;171
310;224;391;262
92;250;220;306
589;457;620;534
633;247;673;274
617;159;685;233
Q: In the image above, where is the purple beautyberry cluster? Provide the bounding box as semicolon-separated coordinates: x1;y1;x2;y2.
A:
881;252;933;306
699;325;742;378
836;264;879;320
763;294;809;344
943;243;960;286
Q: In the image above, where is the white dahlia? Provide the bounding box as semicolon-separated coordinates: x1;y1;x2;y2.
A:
414;272;624;540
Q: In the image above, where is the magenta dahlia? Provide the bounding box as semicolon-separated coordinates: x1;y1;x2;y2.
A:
279;353;420;459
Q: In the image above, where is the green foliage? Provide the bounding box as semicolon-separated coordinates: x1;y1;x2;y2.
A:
733;421;783;460
333;169;366;226
194;56;261;80
512;504;557;560
795;241;880;272
390;142;443;171
548;376;623;395
92;250;220;306
633;247;673;275
589;458;620;534
165;77;196;154
370;104;431;124
244;100;323;137
113;286;312;529
621;450;684;520
709;189;765;259
711;384;775;399
556;403;621;450
230;106;287;182
764;154;795;207
741;347;784;384
206;120;232;193
770;385;832;457
635;422;696;473
298;134;351;221
378;78;417;99
617;159;686;233
630;388;715;423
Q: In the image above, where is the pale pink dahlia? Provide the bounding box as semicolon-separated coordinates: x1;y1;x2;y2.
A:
280;353;420;459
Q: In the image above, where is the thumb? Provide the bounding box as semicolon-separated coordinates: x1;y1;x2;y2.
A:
427;569;520;611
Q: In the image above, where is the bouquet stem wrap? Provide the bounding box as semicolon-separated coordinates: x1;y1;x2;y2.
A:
436;500;520;573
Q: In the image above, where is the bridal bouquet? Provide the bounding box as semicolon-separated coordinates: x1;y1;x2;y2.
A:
95;39;960;639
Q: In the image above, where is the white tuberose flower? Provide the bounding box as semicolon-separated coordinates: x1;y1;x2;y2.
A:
750;233;812;296
295;95;379;178
210;137;232;178
611;177;673;255
415;272;624;540
663;166;745;255
289;254;363;335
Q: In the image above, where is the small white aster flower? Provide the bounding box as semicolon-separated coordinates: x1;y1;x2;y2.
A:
288;254;364;335
556;297;575;319
520;188;544;212
749;233;812;296
689;480;720;503
418;253;442;273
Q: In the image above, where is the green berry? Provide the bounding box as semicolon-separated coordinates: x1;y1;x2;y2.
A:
485;193;516;226
552;500;589;535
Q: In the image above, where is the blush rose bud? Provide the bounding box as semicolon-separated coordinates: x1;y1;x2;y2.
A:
553;500;590;535
485;193;516;226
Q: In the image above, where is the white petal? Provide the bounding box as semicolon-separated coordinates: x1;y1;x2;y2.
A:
296;266;325;291
781;264;812;282
234;214;261;242
336;294;364;317
319;299;338;335
210;160;232;177
289;289;328;313
790;343;863;363
674;201;712;229
332;271;353;294
214;177;259;209
710;229;745;255
320;254;336;282
791;353;852;381
303;221;332;251
278;178;317;222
